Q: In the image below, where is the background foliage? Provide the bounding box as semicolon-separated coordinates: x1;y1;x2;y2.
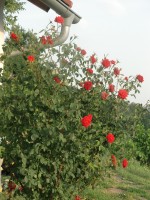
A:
4;0;24;31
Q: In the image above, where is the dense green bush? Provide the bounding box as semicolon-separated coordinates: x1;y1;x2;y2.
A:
134;124;150;164
0;20;144;199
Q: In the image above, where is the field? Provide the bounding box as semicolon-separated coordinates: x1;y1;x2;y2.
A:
82;160;150;200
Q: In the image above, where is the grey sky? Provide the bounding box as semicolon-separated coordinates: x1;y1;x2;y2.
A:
18;0;150;105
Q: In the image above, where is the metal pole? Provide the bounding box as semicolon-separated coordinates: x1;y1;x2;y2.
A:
0;0;5;70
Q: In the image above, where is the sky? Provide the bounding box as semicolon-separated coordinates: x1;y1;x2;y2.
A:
17;0;150;105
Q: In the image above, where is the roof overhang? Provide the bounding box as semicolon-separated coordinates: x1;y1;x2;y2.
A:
28;0;50;12
27;0;81;24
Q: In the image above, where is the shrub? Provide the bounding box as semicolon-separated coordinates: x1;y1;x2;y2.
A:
0;22;144;199
134;124;150;164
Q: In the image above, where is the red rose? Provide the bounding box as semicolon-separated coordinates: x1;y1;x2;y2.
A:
40;36;47;45
114;67;120;76
125;77;128;81
90;55;97;64
81;49;86;56
111;154;117;168
122;158;128;168
75;196;81;200
8;181;16;191
53;76;61;83
41;36;53;45
101;58;111;68
111;60;116;65
118;89;128;99
86;68;93;74
106;133;115;143
55;16;64;24
27;55;35;62
101;91;109;100
83;81;93;90
76;47;81;51
81;114;92;128
109;84;115;93
136;75;144;83
46;36;53;45
10;32;19;41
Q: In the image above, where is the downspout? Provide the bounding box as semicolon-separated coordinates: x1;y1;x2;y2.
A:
0;0;5;69
28;0;81;47
40;0;81;46
6;0;81;57
52;14;75;47
10;13;77;54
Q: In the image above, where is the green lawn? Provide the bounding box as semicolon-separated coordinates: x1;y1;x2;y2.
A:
82;160;150;200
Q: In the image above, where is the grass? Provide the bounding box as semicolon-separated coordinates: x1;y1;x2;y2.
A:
0;193;25;200
82;160;150;200
0;160;150;199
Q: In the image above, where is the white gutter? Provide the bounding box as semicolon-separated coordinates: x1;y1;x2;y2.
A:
40;0;81;24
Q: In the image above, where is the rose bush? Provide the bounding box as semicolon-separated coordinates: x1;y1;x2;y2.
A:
0;18;144;199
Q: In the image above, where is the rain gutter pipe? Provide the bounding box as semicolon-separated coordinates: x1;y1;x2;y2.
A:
28;0;81;46
1;0;81;57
